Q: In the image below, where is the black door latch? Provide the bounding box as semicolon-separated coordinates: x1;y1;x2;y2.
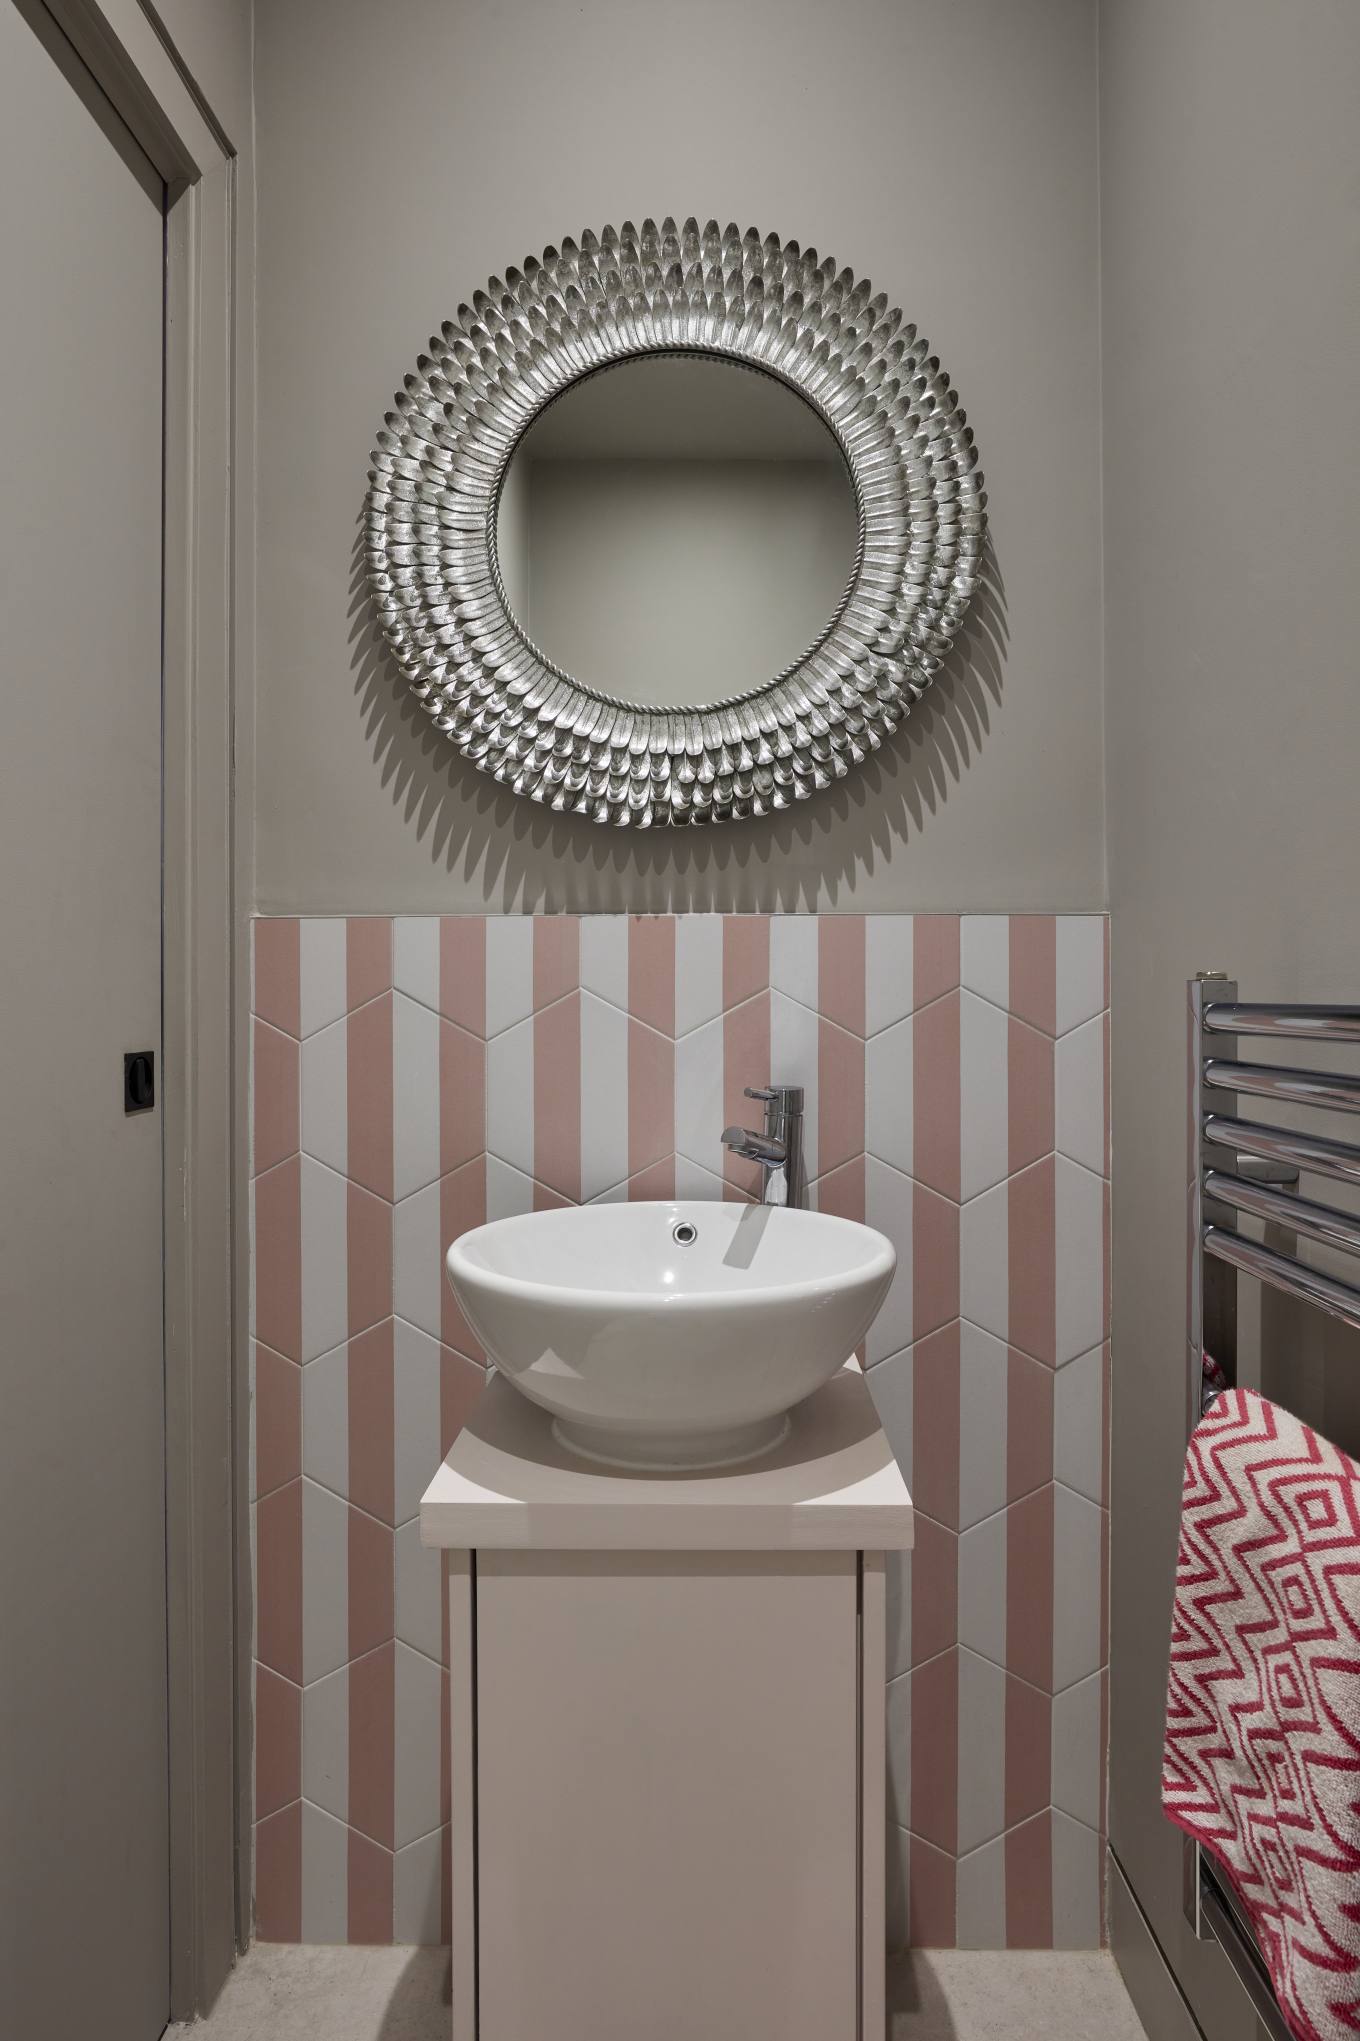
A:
124;1050;156;1114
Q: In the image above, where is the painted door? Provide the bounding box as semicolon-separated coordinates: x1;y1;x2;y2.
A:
0;5;169;2037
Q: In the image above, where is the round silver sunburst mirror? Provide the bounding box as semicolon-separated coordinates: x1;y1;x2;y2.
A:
364;217;986;828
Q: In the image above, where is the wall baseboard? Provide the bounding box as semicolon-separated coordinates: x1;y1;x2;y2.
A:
1108;1849;1204;2041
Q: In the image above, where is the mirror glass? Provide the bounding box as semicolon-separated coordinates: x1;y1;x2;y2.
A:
495;356;858;710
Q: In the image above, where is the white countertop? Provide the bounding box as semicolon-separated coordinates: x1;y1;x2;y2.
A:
419;1364;913;1552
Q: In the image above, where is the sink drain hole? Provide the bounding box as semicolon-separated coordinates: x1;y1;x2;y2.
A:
671;1220;698;1246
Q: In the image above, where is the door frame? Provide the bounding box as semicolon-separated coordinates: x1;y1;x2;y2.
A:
12;0;251;2016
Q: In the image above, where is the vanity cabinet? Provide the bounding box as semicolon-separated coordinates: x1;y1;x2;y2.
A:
422;1368;913;2041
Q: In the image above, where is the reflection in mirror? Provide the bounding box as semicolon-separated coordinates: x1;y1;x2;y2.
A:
495;356;858;711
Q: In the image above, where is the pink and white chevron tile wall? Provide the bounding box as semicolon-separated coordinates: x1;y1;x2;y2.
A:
249;912;1110;1949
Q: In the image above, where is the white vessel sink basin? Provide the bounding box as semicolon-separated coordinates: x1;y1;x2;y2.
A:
446;1201;896;1470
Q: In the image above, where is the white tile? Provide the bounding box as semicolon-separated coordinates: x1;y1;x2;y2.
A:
1051;1811;1103;1948
959;915;1010;1013
885;1547;911;1682
392;916;440;1013
394;1642;443;1851
486;1017;535;1179
393;1179;443;1343
302;1478;349;1685
392;994;441;1201
959;991;1009;1202
394;1828;445;1945
960;1176;1009;1350
1054;1345;1105;1505
483;918;534;1038
1053;1484;1104;1692
1056;1015;1105;1176
299;920;348;1039
395;1519;443;1664
300;1157;348;1365
301;1663;349;1824
864;1159;914;1366
673;915;724;1036
769;992;820;1180
958;1322;1010;1530
674;1014;725;1176
958;1510;1006;1669
579;992;629;1200
393;1318;442;1525
300;1017;348;1178
1055;1157;1106;1365
768;915;819;1012
578;914;629;1012
1055;918;1106;1038
866;1344;913;1489
866;1017;913;1178
672;1155;744;1202
484;1155;539;1221
302;1343;348;1501
866;915;914;1035
299;1800;349;1944
1052;1671;1103;1832
956;1650;1006;1854
955;1831;1007;1949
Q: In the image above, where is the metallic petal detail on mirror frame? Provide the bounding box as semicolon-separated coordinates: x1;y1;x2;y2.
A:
364;217;987;828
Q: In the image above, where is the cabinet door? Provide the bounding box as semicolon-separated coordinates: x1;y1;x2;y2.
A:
477;1550;859;2041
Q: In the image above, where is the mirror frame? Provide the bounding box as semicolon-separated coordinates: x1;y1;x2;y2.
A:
365;218;986;828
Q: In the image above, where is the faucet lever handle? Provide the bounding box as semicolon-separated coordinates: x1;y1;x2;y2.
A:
743;1085;779;1103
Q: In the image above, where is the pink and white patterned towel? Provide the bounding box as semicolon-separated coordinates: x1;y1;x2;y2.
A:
1164;1387;1360;2039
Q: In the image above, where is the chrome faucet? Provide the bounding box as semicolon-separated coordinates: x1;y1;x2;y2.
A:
721;1085;806;1209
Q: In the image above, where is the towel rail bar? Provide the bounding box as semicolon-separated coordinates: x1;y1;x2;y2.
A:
1204;1002;1360;1043
1203;1057;1360;1116
1203;1112;1360;1188
1204;1170;1360;1262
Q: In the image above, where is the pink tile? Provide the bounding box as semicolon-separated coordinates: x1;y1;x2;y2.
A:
534;994;581;1202
1004;1675;1051;1831
1009;916;1057;1038
439;918;487;1036
348;1321;394;1525
722;916;769;1011
1007;1017;1053;1178
910;1515;958;1667
440;1665;452;1827
628;916;675;1035
349;1507;393;1663
913;916;960;1009
255;1343;301;1499
440;1161;487;1358
255;1156;302;1362
1006;1349;1053;1504
722;993;771;1197
255;1800;302;1942
909;1834;957;1950
1006;1486;1055;1693
818;1019;864;1179
439;1022;485;1178
818;916;865;1037
440;1345;485;1459
255;1664;300;1821
912;1322;961;1531
913;1184;960;1342
349;1641;395;1852
815;1155;866;1225
533;916;579;1010
628;1018;674;1180
348;1829;393;1945
347;918;391;1013
253;1020;299;1176
347;1182;392;1338
910;1650;959;1856
1005;1811;1054;1948
913;993;961;1202
255;919;300;1037
347;995;394;1202
1008;1156;1056;1366
257;1478;302;1686
625;1156;677;1201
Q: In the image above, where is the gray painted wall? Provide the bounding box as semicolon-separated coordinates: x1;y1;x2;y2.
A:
1101;2;1360;2033
251;0;1103;913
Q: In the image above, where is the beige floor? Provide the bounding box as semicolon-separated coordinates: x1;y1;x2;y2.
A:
174;1942;1150;2039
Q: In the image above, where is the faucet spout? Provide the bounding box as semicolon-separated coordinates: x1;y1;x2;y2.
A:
719;1084;806;1208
